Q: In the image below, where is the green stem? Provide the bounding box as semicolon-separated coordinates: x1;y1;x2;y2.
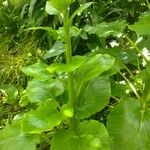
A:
123;64;134;79
123;64;143;93
146;0;150;10
63;8;79;132
63;9;75;108
125;35;149;63
119;71;141;101
111;95;120;102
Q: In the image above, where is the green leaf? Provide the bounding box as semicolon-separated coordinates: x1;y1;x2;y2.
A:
50;0;74;12
0;84;18;104
22;62;52;80
0;121;39;150
61;104;74;118
56;26;80;40
47;56;86;73
70;26;81;37
107;98;150;150
107;47;137;64
27;79;64;103
76;76;111;119
44;40;65;59
69;2;93;24
110;80;126;98
51;120;109;150
84;20;126;37
129;12;150;35
22;101;63;133
75;54;115;81
45;1;59;15
26;26;58;40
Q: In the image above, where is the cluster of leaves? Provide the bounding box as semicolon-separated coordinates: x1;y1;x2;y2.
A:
1;0;150;150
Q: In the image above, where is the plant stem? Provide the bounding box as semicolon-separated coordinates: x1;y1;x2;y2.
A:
119;71;140;100
123;64;134;79
124;35;149;63
63;8;79;132
145;0;150;10
63;9;75;108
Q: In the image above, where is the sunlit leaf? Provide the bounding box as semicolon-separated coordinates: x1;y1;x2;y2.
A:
129;12;150;35
22;62;52;80
27;79;64;103
51;120;109;150
22;101;63;133
0;84;18;104
75;54;115;81
19;91;29;107
47;56;86;73
0;121;39;150
76;76;111;119
50;0;75;12
45;1;59;15
61;104;74;118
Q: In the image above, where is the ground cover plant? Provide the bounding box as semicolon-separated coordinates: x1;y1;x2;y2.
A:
0;0;150;149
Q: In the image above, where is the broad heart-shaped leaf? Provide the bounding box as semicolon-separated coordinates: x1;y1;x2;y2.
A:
51;120;109;150
0;121;39;150
84;20;126;38
22;62;52;80
22;101;63;133
75;54;115;81
0;84;18;104
47;56;86;73
50;0;74;12
107;98;150;150
129;12;150;35
76;76;111;119
44;40;65;59
27;79;64;103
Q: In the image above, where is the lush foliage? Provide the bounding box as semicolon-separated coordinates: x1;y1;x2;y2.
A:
1;0;150;149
